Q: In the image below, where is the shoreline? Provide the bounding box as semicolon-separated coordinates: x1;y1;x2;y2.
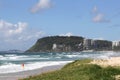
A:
1;56;120;80
0;64;65;80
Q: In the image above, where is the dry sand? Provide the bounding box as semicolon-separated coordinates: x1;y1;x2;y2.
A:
91;57;120;80
91;57;120;67
0;65;65;80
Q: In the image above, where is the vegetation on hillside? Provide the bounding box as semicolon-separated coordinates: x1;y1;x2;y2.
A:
27;36;84;52
20;59;120;80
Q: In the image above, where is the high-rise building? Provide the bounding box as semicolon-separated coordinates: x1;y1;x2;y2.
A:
83;39;92;50
112;41;120;50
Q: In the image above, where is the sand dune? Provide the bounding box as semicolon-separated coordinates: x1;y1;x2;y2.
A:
91;57;120;67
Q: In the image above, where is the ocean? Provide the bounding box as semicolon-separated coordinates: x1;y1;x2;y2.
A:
0;51;120;74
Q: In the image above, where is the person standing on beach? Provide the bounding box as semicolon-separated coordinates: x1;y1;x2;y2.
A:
22;63;24;69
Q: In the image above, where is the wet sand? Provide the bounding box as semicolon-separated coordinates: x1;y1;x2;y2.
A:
0;65;65;80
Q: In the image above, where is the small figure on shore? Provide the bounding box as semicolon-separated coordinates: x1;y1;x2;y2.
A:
22;63;24;69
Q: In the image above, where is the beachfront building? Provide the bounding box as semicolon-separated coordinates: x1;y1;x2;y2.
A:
92;40;112;51
112;41;120;47
83;39;93;50
112;41;120;50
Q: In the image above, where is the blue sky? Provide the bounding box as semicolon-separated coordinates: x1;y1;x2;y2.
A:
0;0;120;50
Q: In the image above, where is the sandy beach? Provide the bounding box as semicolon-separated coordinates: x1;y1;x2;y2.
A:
1;57;120;80
0;64;65;80
91;57;120;67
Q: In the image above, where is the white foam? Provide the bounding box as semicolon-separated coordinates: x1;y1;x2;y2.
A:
0;55;50;61
91;51;117;59
0;55;3;58
5;54;17;57
64;54;90;59
65;55;79;58
63;52;119;59
0;61;72;74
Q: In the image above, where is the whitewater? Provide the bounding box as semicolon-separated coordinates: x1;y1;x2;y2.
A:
0;51;120;74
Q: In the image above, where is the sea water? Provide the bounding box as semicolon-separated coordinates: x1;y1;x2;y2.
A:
0;51;120;74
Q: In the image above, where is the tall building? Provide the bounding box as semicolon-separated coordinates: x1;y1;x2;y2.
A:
112;41;120;50
83;39;92;50
92;40;112;50
112;41;120;47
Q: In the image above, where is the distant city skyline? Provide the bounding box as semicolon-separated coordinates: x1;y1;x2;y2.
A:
0;0;120;50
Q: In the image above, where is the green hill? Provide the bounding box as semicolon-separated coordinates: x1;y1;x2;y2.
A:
26;36;84;52
26;36;113;52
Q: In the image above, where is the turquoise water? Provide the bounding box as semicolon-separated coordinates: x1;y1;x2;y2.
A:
0;51;120;74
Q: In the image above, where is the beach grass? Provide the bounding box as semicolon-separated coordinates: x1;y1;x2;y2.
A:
20;59;120;80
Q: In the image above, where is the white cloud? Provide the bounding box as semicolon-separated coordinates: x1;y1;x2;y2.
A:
31;0;52;13
59;32;73;37
8;22;27;36
0;20;27;37
0;19;45;50
93;37;104;40
92;14;110;23
93;14;103;22
17;31;45;41
92;6;98;13
91;6;110;23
